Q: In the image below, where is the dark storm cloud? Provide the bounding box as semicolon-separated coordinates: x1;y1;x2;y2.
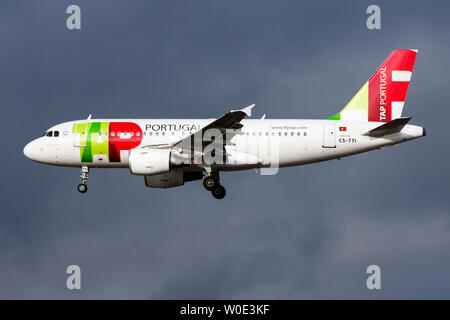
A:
1;0;450;298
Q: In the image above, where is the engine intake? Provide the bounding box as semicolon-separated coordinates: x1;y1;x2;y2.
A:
129;149;172;175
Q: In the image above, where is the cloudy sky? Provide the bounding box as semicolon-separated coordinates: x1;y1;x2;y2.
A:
1;0;449;299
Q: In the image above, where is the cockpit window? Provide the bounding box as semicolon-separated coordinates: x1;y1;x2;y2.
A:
41;130;60;137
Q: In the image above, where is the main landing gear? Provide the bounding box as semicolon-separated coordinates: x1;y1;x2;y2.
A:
77;166;89;193
203;171;226;199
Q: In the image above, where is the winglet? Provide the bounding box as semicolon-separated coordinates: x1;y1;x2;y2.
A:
261;114;266;119
87;114;92;120
232;104;255;117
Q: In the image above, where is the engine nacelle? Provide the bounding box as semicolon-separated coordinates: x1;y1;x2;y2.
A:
145;169;203;188
129;148;171;175
145;169;183;188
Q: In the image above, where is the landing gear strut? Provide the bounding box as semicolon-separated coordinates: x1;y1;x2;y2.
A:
78;166;89;193
203;171;226;199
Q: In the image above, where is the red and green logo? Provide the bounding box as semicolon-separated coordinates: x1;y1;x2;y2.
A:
72;122;143;162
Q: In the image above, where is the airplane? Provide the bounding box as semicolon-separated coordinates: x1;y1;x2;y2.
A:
23;49;425;199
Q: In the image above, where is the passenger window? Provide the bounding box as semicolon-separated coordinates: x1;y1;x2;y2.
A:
291;132;294;136
304;132;307;136
46;131;53;137
111;132;115;136
278;132;281;136
137;132;141;136
297;132;300;136
54;131;59;137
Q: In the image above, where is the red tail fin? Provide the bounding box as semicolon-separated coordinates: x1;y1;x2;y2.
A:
368;49;417;122
329;50;417;122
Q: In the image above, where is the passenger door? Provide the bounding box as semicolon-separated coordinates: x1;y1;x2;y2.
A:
73;123;88;147
322;123;336;148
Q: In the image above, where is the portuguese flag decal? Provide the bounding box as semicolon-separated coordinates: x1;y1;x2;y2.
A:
339;126;347;131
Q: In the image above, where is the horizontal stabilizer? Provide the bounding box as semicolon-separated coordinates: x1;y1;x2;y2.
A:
364;117;412;137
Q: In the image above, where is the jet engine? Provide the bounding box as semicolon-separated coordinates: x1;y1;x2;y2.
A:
129;148;173;175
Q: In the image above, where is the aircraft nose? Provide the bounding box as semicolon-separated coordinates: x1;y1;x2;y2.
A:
23;140;39;161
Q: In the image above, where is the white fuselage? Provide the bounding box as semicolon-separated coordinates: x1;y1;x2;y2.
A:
23;118;425;171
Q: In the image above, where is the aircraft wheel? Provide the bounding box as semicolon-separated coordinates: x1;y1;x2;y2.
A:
211;184;226;199
77;183;88;193
203;176;217;191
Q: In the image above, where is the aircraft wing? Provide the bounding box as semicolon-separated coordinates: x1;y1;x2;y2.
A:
172;104;255;157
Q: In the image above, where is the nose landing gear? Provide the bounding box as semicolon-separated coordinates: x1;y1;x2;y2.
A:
203;171;226;199
77;166;89;193
77;183;87;193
